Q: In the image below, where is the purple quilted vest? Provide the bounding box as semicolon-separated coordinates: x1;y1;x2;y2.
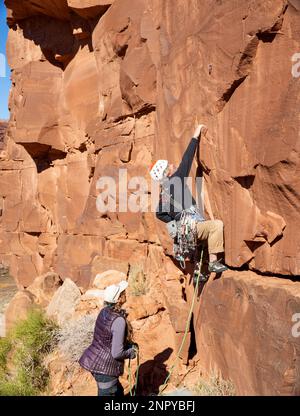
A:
79;307;125;377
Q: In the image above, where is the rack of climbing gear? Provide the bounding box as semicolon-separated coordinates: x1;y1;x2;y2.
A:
173;205;202;269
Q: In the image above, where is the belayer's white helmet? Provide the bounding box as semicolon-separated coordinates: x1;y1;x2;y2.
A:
104;280;128;304
150;160;169;181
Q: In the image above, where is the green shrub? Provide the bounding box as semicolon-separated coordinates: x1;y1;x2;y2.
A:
0;338;11;372
194;373;236;396
0;376;37;396
0;309;58;396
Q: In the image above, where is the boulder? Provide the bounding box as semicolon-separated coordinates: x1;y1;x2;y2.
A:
126;294;162;321
81;289;105;307
46;278;81;325
27;272;62;307
93;270;127;290
74;298;100;318
5;290;36;332
45;350;97;396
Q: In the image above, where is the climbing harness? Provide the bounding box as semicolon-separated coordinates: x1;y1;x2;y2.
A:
158;247;205;395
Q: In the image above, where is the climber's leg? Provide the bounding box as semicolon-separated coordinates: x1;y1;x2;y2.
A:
196;220;228;273
196;219;224;255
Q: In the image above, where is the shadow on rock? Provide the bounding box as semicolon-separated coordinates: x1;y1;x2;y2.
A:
134;347;173;396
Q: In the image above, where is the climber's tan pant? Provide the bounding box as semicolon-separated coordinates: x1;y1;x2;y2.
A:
196;220;224;254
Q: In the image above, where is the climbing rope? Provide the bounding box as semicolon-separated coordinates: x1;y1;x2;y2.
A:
128;345;140;396
127;245;204;396
158;246;204;395
134;348;140;395
128;358;133;396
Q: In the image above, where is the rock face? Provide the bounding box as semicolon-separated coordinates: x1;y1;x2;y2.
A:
1;0;300;396
0;121;7;160
194;271;300;395
0;122;7;142
2;0;300;282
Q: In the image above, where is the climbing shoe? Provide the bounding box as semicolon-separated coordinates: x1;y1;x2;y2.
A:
208;260;228;273
193;271;209;284
198;273;209;283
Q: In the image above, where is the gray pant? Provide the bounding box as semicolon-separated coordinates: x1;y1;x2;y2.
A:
93;373;124;397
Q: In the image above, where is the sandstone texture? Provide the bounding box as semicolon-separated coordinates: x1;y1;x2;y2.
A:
0;121;7;160
1;0;300;281
26;271;62;307
194;270;300;395
1;0;300;396
0;122;7;142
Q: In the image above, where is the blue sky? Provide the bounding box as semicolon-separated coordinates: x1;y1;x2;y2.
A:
0;0;11;120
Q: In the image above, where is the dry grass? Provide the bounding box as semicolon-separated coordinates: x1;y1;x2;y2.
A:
128;265;149;296
194;373;236;396
55;314;97;364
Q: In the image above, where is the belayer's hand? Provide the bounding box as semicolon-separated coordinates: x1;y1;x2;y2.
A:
127;347;137;359
193;124;208;139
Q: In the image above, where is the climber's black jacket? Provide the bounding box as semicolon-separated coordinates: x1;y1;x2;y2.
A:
156;137;204;223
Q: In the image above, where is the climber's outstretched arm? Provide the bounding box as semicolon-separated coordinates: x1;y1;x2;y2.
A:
172;137;198;180
172;125;207;180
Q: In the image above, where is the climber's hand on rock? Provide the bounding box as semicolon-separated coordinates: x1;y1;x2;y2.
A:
193;124;208;139
200;124;208;137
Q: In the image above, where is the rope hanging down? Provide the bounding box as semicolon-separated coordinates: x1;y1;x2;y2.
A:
128;345;140;396
127;241;204;395
158;246;203;395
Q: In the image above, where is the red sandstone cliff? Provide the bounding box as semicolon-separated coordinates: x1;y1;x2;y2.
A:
1;0;300;395
0;121;7;143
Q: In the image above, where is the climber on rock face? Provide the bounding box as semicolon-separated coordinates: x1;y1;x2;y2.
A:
79;281;136;397
150;124;228;274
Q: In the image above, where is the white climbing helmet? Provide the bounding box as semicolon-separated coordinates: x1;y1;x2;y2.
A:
104;280;128;304
150;160;169;181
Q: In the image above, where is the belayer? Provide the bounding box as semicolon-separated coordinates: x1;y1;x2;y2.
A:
150;124;228;274
79;280;137;396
